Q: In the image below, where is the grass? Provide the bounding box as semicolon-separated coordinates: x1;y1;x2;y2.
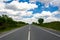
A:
0;24;27;33
36;21;60;31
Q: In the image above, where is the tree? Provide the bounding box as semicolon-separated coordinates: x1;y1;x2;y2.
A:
32;22;38;25
38;18;44;24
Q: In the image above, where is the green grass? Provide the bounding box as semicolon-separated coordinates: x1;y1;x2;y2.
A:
36;21;60;31
0;24;27;33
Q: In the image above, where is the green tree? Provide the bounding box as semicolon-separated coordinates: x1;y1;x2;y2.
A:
0;15;27;32
32;22;38;25
38;18;44;24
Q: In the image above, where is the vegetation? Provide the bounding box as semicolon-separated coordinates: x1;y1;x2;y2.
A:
38;18;44;24
32;18;60;31
39;21;60;31
0;15;28;33
32;22;38;25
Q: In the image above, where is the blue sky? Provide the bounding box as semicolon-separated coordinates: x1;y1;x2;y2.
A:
4;0;59;12
0;0;60;23
4;0;59;13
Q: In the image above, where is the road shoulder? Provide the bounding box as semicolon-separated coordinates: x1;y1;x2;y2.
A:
0;25;28;38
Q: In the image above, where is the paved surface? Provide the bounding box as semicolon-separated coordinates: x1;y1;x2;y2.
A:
0;25;60;40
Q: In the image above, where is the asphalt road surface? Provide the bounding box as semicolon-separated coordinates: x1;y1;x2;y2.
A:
0;25;60;40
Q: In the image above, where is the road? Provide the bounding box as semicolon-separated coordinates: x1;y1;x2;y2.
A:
0;25;60;40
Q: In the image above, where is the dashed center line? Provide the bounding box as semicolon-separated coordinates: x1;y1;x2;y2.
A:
28;26;31;40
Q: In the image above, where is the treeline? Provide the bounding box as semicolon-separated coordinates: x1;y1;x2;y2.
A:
0;15;28;32
32;18;60;31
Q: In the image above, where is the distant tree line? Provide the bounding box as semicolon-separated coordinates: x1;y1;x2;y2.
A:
32;18;44;25
32;18;60;31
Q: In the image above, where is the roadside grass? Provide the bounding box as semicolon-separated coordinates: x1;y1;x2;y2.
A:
0;24;27;33
33;21;60;31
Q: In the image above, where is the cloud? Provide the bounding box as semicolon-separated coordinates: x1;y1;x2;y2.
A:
18;11;33;17
51;0;60;6
6;11;33;22
0;0;38;24
19;17;38;24
36;0;59;6
0;2;5;9
30;0;53;6
21;11;60;24
5;1;38;11
52;11;60;15
0;8;60;24
33;11;52;18
0;0;60;24
33;11;60;23
0;9;18;15
44;17;60;23
30;0;60;8
39;0;60;10
30;0;36;2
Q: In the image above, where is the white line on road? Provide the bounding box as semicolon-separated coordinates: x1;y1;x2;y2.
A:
0;28;21;38
28;26;31;40
28;31;31;40
33;25;60;38
39;27;60;37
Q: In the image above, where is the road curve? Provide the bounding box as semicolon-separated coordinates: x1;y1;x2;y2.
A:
0;25;60;40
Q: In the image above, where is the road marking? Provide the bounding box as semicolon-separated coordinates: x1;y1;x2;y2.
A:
28;31;31;40
28;26;31;40
32;25;60;38
39;27;60;37
0;28;21;38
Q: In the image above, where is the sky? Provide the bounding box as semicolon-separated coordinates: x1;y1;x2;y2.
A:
0;0;60;24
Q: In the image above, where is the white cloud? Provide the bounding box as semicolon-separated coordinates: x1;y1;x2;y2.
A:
30;0;53;6
19;17;38;24
0;0;38;24
18;11;33;17
30;0;36;2
39;0;52;5
36;0;59;6
8;10;60;24
51;0;60;6
0;2;5;9
33;11;60;23
19;11;60;24
30;0;60;9
5;1;38;11
0;9;19;15
52;11;60;15
41;11;52;16
6;9;18;15
6;11;33;22
44;17;60;23
39;0;60;10
33;11;52;18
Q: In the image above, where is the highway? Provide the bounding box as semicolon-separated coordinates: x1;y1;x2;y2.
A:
0;25;60;40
